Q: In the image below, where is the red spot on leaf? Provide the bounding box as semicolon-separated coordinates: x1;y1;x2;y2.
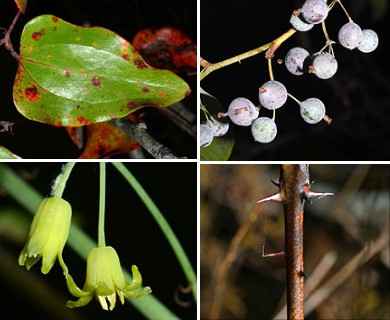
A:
134;58;148;69
25;86;41;102
32;33;41;41
127;102;138;109
64;69;71;77
77;116;89;126
142;86;150;93
52;17;58;22
91;77;101;87
122;54;130;61
31;29;46;41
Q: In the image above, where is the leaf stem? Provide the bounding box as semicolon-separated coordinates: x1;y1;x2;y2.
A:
50;163;76;198
98;163;106;247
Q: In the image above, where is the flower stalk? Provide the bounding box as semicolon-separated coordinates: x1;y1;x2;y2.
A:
98;162;106;247
51;163;76;198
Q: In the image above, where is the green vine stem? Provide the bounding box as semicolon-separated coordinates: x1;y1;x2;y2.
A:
0;163;180;320
200;27;296;81
112;162;197;302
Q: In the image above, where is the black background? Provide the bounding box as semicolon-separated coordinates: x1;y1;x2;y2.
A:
201;0;390;160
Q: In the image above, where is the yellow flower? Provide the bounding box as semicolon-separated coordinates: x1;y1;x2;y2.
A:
66;246;152;311
18;196;72;274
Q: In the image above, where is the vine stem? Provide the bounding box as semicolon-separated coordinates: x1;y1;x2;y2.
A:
98;163;106;247
0;10;22;59
200;28;296;81
112;118;182;159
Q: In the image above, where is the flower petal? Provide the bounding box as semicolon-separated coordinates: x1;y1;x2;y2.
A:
65;273;92;298
66;294;94;309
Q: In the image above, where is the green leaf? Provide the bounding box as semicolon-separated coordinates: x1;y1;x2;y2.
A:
200;89;234;160
200;136;234;161
0;146;22;159
13;15;190;127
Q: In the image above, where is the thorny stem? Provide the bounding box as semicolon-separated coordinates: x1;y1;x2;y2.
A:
200;28;296;81
280;164;308;320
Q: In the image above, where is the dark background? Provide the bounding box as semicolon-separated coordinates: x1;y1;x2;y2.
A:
201;0;390;160
0;0;196;158
0;162;197;319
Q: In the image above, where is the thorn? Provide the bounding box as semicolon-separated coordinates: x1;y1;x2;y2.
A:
299;270;309;279
271;179;280;188
262;245;285;258
257;192;282;203
306;191;334;199
301;182;334;203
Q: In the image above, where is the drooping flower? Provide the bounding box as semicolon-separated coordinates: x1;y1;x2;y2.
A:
18;196;72;274
66;246;152;311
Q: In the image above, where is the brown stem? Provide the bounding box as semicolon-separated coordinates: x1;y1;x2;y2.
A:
0;10;22;60
279;164;310;320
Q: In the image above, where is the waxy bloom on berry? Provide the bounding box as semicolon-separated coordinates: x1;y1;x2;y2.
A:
18;197;71;274
66;246;152;311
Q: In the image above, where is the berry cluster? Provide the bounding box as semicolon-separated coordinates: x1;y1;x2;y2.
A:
201;0;379;146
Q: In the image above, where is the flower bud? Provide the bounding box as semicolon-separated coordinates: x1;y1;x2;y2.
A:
18;197;71;274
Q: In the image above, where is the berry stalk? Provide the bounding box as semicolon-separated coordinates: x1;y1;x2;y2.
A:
200;28;296;81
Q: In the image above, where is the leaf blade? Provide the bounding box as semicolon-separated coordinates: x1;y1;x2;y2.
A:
14;15;190;127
